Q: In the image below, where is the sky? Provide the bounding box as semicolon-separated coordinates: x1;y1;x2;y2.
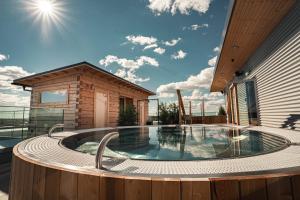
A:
0;0;229;113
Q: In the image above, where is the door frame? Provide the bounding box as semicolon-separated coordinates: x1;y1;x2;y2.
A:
229;83;240;125
244;78;260;126
94;89;109;128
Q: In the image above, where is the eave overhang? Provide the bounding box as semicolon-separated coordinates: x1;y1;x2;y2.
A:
210;0;295;92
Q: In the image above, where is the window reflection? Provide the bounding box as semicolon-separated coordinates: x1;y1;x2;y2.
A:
40;90;68;103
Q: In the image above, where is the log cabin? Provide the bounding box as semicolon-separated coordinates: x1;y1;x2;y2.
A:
12;61;155;130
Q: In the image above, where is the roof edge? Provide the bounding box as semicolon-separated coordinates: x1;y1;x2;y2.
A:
12;61;156;96
210;0;236;92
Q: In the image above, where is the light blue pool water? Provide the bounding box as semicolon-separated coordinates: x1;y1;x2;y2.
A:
72;126;289;161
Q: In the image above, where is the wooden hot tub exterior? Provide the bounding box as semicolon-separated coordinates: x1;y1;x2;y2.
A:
9;145;300;200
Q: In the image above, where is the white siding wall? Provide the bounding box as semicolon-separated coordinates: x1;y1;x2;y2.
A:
242;1;300;131
237;82;249;126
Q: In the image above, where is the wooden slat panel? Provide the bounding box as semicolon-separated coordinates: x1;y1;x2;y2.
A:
152;178;180;200
240;179;267;200
181;179;211;200
45;168;61;200
59;171;78;200
22;161;34;200
9;156;20;200
266;176;293;200
100;175;125;200
211;180;239;200
291;175;300;200
78;174;100;200
124;177;151;200
32;165;46;200
13;157;25;200
8;156;17;200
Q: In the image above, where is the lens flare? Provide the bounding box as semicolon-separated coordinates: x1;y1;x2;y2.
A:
37;0;54;15
24;0;67;39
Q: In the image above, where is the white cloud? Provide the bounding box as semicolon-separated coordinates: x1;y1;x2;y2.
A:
139;56;159;67
99;55;159;70
213;46;220;53
115;68;150;84
208;56;217;67
0;54;9;61
0;93;30;106
157;67;214;96
0;66;33;91
157;52;218;97
183;89;225;113
153;47;166;54
0;65;33;106
126;35;157;46
171;50;187;60
147;0;173;16
99;55;158;84
148;0;212;15
143;43;158;50
184;23;208;31
163;37;181;46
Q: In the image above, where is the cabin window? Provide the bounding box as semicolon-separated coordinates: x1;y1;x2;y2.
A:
40;90;68;104
119;97;133;112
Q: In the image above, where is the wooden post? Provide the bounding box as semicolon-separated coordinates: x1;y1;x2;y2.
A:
189;101;192;125
176;90;186;125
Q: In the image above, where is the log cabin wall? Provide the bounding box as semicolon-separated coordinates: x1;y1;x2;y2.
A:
77;70;150;129
30;71;80;130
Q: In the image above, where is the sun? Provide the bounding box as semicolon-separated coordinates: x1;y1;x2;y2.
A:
36;0;54;15
24;0;67;39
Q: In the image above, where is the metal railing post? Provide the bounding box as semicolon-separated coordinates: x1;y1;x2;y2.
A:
95;132;119;169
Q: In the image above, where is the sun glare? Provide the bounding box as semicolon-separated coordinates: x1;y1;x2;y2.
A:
24;0;67;39
37;0;54;15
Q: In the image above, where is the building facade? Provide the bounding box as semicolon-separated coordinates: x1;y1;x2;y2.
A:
13;62;155;130
211;0;300;131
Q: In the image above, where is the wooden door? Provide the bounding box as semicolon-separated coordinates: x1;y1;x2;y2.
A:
139;101;145;125
95;92;107;128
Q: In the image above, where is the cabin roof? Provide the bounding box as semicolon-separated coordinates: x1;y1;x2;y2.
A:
12;61;156;95
210;0;295;92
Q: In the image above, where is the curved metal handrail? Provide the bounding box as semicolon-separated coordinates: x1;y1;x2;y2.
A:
95;132;119;169
48;124;64;137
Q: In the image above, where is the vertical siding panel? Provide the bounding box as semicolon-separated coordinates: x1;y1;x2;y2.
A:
77;174;100;200
100;175;125;200
291;175;300;200
241;1;300;130
151;178;180;200
59;171;78;200
32;165;46;200
44;168;61;200
240;179;267;200
266;176;293;200
237;83;249;126
124;177;151;200
181;179;211;200
211;179;239;200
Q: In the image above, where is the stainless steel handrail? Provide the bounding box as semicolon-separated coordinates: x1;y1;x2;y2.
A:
95;132;119;169
48;124;64;137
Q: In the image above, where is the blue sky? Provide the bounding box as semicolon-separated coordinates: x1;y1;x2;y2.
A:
0;0;229;112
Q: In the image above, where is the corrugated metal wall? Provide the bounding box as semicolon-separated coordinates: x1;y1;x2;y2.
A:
237;83;249;126
242;1;300;131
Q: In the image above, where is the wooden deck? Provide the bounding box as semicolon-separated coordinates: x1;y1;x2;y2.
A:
9;145;300;200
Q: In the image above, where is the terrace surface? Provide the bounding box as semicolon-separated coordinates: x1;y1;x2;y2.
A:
15;125;300;178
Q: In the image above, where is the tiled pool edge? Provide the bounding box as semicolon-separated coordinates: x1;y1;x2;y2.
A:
13;124;300;177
